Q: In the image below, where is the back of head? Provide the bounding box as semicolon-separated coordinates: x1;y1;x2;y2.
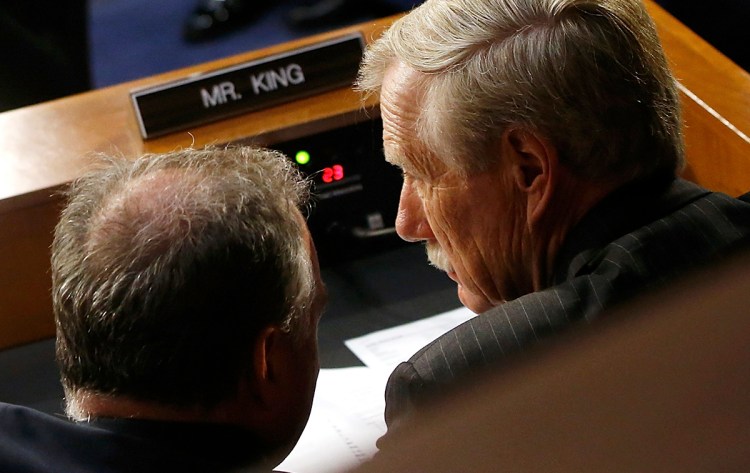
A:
358;0;684;183
52;146;314;416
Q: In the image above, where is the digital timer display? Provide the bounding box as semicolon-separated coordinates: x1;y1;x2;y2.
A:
270;120;385;205
268;118;404;264
321;164;345;183
286;147;358;192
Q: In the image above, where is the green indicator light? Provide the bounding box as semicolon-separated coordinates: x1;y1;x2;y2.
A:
295;150;311;165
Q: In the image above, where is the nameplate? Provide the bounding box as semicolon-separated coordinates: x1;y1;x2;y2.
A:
130;33;365;139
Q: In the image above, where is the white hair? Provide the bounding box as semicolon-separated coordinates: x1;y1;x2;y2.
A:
358;0;684;181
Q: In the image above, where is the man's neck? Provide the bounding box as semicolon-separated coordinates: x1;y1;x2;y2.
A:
67;390;244;425
531;172;627;291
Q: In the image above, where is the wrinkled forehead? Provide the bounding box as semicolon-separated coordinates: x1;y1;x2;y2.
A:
380;63;422;155
380;62;451;179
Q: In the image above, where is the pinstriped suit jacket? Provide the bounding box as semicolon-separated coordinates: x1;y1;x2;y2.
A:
383;178;750;433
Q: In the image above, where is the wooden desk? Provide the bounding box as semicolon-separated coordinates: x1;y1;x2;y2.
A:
1;1;749;350
0;20;387;351
646;1;750;197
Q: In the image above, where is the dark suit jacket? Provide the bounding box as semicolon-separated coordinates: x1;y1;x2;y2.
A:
0;402;273;473
383;178;750;434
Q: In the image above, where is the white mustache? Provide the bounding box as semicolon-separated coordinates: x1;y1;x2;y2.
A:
426;243;453;273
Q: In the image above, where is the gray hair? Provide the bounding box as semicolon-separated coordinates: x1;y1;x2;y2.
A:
52;146;314;413
357;0;684;181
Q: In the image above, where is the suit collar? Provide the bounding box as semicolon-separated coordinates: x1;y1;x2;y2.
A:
552;177;710;284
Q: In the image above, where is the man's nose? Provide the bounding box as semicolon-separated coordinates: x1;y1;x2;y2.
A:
394;180;434;242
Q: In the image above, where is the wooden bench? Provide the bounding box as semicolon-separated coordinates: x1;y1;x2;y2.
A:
0;0;748;350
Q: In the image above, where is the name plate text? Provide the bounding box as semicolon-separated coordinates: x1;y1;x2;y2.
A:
131;33;365;139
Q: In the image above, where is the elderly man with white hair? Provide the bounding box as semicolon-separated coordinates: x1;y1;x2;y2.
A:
356;0;750;440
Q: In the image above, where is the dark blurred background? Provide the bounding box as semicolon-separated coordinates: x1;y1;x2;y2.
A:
0;0;748;113
0;0;422;112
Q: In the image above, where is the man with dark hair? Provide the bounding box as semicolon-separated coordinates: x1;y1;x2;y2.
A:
0;146;327;472
356;0;750;440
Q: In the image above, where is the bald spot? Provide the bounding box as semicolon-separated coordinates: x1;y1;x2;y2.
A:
84;168;208;273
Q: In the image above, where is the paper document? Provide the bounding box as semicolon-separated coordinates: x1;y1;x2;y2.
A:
277;306;475;473
276;367;390;473
345;306;475;371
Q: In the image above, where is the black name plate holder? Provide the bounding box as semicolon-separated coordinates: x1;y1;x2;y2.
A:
130;33;365;139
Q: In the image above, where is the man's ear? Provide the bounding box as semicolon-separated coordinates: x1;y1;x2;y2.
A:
252;325;284;406
503;128;559;225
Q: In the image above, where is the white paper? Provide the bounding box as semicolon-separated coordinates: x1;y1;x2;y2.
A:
276;367;390;473
277;306;476;473
344;306;475;371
